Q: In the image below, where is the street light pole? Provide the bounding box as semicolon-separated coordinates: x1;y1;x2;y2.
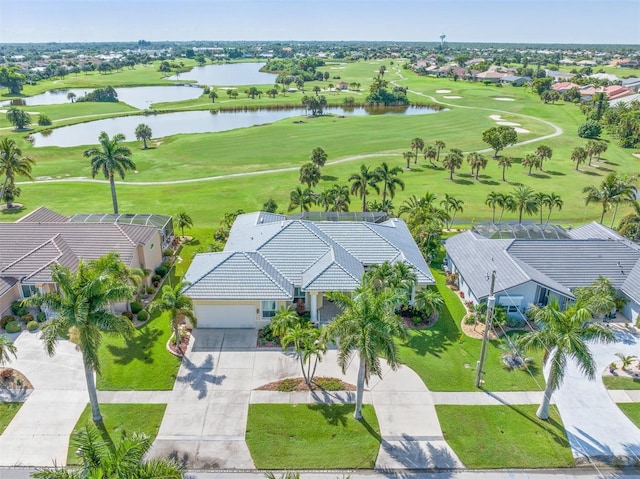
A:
475;270;496;388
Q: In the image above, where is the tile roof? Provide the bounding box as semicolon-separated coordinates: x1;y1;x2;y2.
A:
0;277;16;296
621;262;640;304
16;206;68;223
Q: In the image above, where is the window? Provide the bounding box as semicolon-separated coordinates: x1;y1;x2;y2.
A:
262;300;277;318
21;284;40;298
293;287;305;304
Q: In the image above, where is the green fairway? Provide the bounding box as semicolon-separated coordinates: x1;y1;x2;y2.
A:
96;312;182;391
66;403;166;465
398;269;545;391
246;403;380;469
437;404;573;468
617;403;640;428
603;376;640;390
0;402;22;435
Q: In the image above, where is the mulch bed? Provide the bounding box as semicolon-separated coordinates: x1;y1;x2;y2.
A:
255;376;356;392
0;368;33;390
168;327;192;356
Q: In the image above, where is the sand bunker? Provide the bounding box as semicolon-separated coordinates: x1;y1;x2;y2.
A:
436;89;452;93
443;95;462;99
632;153;640;159
494;97;515;101
514;127;530;133
489;114;502;121
497;121;521;126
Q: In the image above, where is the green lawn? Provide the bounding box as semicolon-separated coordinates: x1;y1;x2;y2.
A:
603;375;640;390
66;403;166;465
437;404;574;468
617;403;640;428
398;269;544;391
0;402;22;435
96;312;182;390
246;404;380;469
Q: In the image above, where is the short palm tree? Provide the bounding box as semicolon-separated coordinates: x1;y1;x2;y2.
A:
28;257;135;424
375;161;404;205
571;146;587;171
545;193;563;224
518;300;615;419
485;191;504;223
0;336;17;366
411;137;425;164
534;192;550;224
497;156;512;182
423;145;438;167
310;147;328;167
414;288;444;320
323;285;407;419
84;132;136;214
511;185;538;224
33;424;184;478
615;353;637;371
402;151;414;169
440;194;464;229
0;138;35;206
288;186;315;213
466;152;487;180
175;211;193;237
349;164;379;212
522;154;539;176
434;140;446;163
535;145;553;171
151;280;196;351
299;162;321;188
442;151;463;181
134;123;152;149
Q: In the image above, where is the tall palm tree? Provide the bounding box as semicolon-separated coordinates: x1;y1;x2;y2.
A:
151;280;197;351
485;191;503;223
423;144;438;167
534;192;550;224
618;199;640;242
288;186;315;213
299;162;321;188
134;123;152;150
323;285;407;419
329;184;350;212
411;137;425;165
518;301;615;419
585;140;599;167
389;262;418;304
522;154;539;176
534;145;553;171
466;152;487;180
511;185;538;224
34;424;184;478
499;194;516;223
571;146;587;171
28;257;135;424
349;165;379;212
0;138;35;206
403;151;414;169
375;162;405;205
84;132;136;214
0;336;17;366
497;156;512;182
583;173;637;225
442;150;463;181
175;211;193;237
593;141;608;162
609;175;638;228
545;193;563;224
440;194;464;229
310;147;328;167
434;140;446;163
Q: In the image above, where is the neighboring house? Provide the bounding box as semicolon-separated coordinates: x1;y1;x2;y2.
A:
610;92;640;107
473;71;508;83
500;75;530;87
551;81;580;93
618;60;640;69
336;81;349;90
183;212;434;329
0;207;171;315
590;73;619;82
621;77;640;93
603;85;635;101
545;70;576;82
444;222;640;323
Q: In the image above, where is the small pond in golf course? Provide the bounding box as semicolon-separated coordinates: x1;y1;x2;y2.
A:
165;62;276;85
30;106;442;148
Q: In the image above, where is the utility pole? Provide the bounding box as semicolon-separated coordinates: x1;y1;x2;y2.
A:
475;270;496;388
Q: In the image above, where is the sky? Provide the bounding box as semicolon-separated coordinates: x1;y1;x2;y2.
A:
1;0;639;45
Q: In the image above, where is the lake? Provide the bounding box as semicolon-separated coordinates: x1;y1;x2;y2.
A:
2;85;203;109
166;62;277;85
30;106;441;148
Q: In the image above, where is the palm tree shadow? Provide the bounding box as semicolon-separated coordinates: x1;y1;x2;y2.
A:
106;327;163;365
177;354;226;399
380;433;458;469
321;175;338;181
546;170;565;176
580;170;601;176
307;403;350;426
453;178;473;186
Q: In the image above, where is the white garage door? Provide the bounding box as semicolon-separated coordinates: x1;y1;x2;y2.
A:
195;304;256;328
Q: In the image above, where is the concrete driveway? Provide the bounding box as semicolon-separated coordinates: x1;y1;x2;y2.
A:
0;331;88;467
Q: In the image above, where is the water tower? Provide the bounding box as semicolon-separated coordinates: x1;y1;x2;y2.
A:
440;33;446;49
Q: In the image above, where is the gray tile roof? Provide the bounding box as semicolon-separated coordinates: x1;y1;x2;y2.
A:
16;207;68;223
302;250;363;291
0;277;16;296
567;222;626;241
621;261;640;304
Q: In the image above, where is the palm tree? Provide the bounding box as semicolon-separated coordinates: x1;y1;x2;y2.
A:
389;262;418;304
615;353;638;371
0;138;35;206
584;173;638;225
328;184;350;212
442;150;463;181
411;137;425;165
485;191;504;223
414;288;444;320
84;132;136;214
498;156;512;182
0;336;17;366
535;145;553;171
34;424;184;478
151;280;196;351
545;193;563;224
511;185;538;224
209;90;218;103
571;146;587;171
310;147;328;167
349;165;379;212
499;194;516;223
67;91;76;103
375;162;404;205
434;140;446;163
6;107;31;130
403;151;414;169
299;162;321;188
440;194;464;229
175;211;193;237
518;301;615;419
593;141;608;162
323;284;407;419
134;123;152;150
618;199;640;241
522;154;539;176
609;175;638;228
585;140;599;167
423;144;437;167
466;152;487;180
534;192;550;224
269;306;302;338
28;257;135;424
288;186;315;213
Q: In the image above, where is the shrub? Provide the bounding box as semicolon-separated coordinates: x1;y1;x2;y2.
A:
1;369;13;380
27;321;38;331
21;313;34;324
121;311;134;320
5;321;22;333
1;315;15;328
163;248;174;257
277;378;299;392
151;274;162;283
154;265;168;277
412;316;423;327
315;377;343;391
145;285;154;294
137;310;149;322
161;260;171;270
463;314;477;325
11;301;27;317
130;302;143;314
506;315;527;329
578;120;602;139
36;311;46;322
38;114;52;126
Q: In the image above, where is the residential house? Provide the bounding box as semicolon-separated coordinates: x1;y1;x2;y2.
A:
621;78;640;93
544;70;576;82
610;93;640;107
183;212;434;328
551;82;580;93
336;81;349;90
473;71;508;83
444;222;640;323
0;207;171;315
603;85;635;101
500;75;530;87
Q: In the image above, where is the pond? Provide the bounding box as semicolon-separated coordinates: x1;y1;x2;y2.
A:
30;106;441;148
2;85;203;109
165;62;277;85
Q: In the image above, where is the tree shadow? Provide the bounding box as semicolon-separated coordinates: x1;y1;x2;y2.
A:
546;170;565;176
320;175;338;182
452;178;473;186
185;238;200;246
177;354;226;399
307;403;350;426
380;433;459;470
591;165;613;172
106;326;163;365
580;170;601;176
530;173;550;179
479;178;500;186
